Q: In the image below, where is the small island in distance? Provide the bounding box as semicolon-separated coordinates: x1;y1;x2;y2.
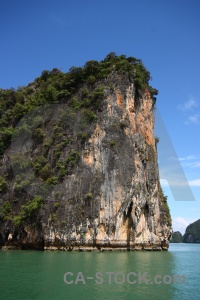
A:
170;219;200;243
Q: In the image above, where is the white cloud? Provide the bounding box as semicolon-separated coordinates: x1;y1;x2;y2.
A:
185;113;200;125
172;217;190;234
178;155;197;161
178;97;200;125
188;179;200;186
191;161;200;168
160;176;200;187
177;155;200;168
178;97;198;111
183;160;200;168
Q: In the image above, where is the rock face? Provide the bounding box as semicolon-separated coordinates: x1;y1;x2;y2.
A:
0;54;172;250
183;219;200;243
170;231;183;243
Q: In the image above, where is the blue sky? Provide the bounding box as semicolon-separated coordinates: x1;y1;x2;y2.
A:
1;0;200;234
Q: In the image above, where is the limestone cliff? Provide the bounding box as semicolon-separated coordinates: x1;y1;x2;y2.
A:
183;219;200;243
0;53;172;250
170;231;183;243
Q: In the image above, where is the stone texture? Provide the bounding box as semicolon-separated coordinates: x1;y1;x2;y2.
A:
0;72;172;251
43;76;172;250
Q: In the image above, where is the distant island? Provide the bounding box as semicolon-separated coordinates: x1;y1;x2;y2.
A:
170;231;183;243
170;219;200;243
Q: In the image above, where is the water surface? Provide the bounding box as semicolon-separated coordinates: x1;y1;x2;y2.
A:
0;244;199;300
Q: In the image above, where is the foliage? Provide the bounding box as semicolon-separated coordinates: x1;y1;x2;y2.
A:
0;176;8;192
33;128;46;143
0;53;157;154
183;219;200;243
13;196;44;226
78;132;88;143
55;190;62;200
159;188;172;226
13;174;35;192
10;153;31;171
110;140;117;146
170;231;183;243
82;108;97;122
45;175;58;186
39;163;52;180
155;136;160;144
0;127;14;154
0;53;158;229
85;193;93;200
54;201;60;208
32;156;48;174
65;151;80;166
2;200;11;220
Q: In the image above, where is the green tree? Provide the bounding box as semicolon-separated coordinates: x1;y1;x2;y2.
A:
0;176;8;193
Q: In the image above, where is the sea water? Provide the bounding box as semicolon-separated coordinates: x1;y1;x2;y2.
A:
0;244;199;300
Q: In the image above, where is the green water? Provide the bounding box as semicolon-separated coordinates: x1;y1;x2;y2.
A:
0;244;199;300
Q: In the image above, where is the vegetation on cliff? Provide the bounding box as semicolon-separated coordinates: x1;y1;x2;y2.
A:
183;219;200;243
0;53;158;154
0;53;158;220
170;231;183;243
0;53;171;250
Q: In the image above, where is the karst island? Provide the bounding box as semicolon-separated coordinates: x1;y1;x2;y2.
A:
0;53;172;251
